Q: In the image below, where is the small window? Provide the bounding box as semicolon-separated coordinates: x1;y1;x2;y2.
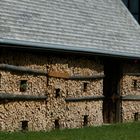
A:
134;112;139;121
0;122;2;131
54;119;60;129
21;120;28;131
133;80;137;89
0;74;1;88
55;88;60;98
83;82;88;92
20;80;27;92
83;115;88;126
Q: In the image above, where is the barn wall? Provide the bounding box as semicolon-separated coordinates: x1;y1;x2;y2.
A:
46;77;103;129
0;49;103;131
122;63;140;122
0;101;47;131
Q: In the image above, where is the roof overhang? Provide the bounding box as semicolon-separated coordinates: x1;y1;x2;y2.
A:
0;38;139;60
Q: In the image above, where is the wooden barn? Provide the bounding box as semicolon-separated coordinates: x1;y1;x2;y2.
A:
0;0;140;131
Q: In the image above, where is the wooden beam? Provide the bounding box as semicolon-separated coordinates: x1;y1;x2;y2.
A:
65;95;105;102
48;71;104;80
0;93;47;101
0;64;104;80
124;73;140;76
68;74;105;80
122;95;140;101
0;64;47;76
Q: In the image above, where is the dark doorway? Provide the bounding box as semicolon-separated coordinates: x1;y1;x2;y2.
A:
54;119;60;129
21;120;28;131
83;115;88;126
103;60;122;123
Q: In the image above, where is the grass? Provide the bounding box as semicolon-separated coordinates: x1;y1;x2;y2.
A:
0;122;140;140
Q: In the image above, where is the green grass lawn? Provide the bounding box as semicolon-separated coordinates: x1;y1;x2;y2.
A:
0;122;140;140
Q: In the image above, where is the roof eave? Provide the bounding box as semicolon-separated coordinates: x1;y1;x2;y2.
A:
0;38;139;60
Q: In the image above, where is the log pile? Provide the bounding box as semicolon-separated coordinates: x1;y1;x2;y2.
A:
0;51;104;131
122;64;140;122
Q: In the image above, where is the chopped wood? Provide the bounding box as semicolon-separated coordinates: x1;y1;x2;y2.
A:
0;64;47;76
48;71;70;78
0;64;104;80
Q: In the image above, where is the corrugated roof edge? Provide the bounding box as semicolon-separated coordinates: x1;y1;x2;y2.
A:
0;38;139;59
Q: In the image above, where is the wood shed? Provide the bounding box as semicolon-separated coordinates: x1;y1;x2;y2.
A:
0;0;140;131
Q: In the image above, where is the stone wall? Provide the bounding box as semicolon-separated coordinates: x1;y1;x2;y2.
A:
121;63;140;122
0;49;103;131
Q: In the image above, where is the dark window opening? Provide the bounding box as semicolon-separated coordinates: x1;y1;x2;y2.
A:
134;112;139;121
20;80;27;92
133;80;137;89
83;82;88;92
54;119;60;129
21;121;28;131
83;115;88;126
55;88;60;98
0;123;2;131
0;74;1;88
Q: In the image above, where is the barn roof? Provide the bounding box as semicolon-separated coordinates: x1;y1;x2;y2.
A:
0;0;140;58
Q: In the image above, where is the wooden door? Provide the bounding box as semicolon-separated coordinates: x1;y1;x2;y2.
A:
103;60;122;123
